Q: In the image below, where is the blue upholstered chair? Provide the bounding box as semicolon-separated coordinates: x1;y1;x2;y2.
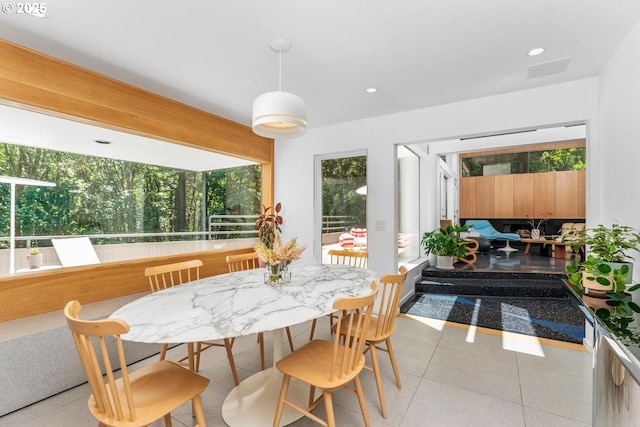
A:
465;220;521;252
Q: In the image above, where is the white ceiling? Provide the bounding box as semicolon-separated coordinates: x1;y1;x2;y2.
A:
0;1;639;165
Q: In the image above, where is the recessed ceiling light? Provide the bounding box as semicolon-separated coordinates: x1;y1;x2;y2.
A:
366;87;377;93
528;48;545;56
95;140;112;145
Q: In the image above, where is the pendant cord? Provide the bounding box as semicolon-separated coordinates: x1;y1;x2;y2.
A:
278;48;282;92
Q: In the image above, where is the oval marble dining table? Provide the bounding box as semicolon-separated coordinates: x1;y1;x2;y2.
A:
110;263;378;427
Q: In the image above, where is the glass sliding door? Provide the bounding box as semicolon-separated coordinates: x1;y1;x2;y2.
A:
398;146;420;261
316;152;367;263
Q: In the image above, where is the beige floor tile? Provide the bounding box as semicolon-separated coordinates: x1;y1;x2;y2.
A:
402;379;525;427
516;342;592;378
424;345;522;404
523;406;592;427
519;363;592;424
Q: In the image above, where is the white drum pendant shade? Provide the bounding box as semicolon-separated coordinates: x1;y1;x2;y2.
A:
252;91;307;138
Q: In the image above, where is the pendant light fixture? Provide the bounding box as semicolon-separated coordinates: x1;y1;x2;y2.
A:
252;38;307;139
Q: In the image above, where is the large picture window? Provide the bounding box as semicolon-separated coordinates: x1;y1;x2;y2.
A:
0;142;262;249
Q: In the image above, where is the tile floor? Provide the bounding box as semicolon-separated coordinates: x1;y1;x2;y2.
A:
1;312;593;427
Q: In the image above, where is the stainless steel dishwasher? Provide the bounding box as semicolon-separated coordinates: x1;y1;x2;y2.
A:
593;322;640;426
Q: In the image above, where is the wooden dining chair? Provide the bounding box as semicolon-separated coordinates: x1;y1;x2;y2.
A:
145;259;239;385
338;266;408;418
273;281;379;427
327;248;368;268
309;249;369;340
64;300;209;427
225;252;294;370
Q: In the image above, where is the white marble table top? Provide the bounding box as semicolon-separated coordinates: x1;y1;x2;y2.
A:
110;263;377;344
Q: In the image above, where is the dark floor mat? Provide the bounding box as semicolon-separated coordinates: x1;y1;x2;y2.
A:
402;294;586;344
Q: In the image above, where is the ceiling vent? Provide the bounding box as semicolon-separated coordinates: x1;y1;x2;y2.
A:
527;57;572;79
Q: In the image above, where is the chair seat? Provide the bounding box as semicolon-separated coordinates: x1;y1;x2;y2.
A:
88;360;209;427
276;340;365;390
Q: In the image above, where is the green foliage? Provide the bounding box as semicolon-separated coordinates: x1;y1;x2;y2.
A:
566;255;628;292
461;146;586;177
584;223;640;263
321;156;366;229
0;143;262;247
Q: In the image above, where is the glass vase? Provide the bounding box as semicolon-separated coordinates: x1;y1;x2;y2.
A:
265;262;285;285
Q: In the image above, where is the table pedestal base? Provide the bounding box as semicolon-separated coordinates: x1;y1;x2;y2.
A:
222;367;308;427
222;329;309;427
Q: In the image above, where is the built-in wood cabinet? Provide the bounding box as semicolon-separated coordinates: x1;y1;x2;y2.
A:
460;170;585;219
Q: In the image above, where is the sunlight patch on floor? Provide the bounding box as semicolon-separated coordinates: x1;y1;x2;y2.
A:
402;313;447;331
501;330;546;356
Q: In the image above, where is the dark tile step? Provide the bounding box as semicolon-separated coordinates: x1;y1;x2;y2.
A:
416;277;569;298
421;268;563;281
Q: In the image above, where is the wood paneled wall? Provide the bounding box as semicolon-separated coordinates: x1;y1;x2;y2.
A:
0;39;272;163
460;170;585;219
0;39;276;321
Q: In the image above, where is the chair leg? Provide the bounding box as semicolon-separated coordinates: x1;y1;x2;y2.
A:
159;343;168;361
192;395;206;427
309;318;317;340
195;342;202;372
285;327;295;352
258;332;265;370
224;338;240;385
353;375;371;427
163;413;173;427
308;385;317;407
369;342;387;418
324;390;336;427
273;375;291;427
386;338;402;388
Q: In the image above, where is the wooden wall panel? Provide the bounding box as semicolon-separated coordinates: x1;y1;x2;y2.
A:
0;247;255;322
578;170;586;218
459;177;477;218
513;174;535;217
555;170;580;217
534;172;556;217
476;176;495;218
0;39;273;163
494;175;514;217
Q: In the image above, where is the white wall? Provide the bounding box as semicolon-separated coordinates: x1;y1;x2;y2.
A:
276;77;600;278
599;18;640;224
598;18;640;274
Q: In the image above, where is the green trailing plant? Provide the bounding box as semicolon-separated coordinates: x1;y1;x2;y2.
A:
421;224;469;259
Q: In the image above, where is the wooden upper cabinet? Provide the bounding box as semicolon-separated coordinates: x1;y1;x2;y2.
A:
533;172;556;217
459;177;477;218
555;170;580;218
476;176;495;218
513;174;534;217
460;171;584;219
578;170;586;218
494;175;514;217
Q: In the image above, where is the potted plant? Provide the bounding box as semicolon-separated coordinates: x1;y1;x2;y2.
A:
566;255;628;297
583;223;640;283
421;224;469;269
255;202;283;249
26;247;42;269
